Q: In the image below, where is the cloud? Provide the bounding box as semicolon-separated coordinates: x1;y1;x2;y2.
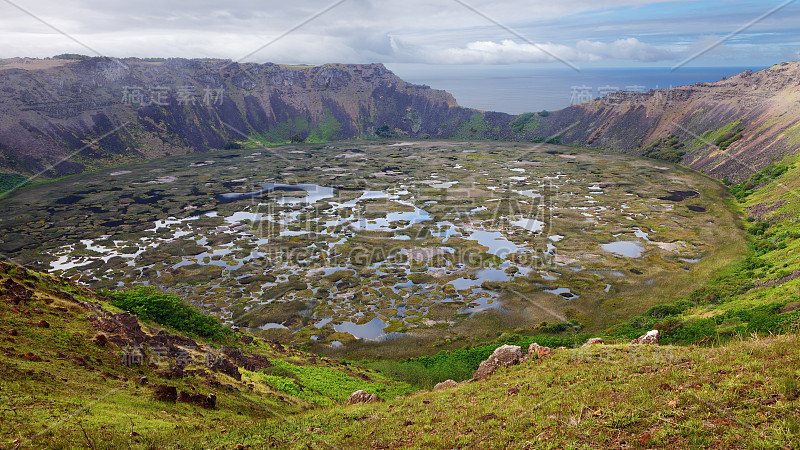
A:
0;0;793;66
423;38;675;64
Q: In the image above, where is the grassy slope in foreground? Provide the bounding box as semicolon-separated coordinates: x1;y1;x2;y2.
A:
244;335;800;448
0;263;413;448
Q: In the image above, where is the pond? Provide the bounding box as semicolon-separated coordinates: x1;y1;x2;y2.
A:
600;240;644;258
334;317;389;340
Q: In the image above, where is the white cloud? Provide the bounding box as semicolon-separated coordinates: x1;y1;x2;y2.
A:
422;38;674;64
0;0;792;67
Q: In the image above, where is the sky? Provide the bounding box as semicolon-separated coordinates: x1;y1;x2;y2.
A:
1;0;798;68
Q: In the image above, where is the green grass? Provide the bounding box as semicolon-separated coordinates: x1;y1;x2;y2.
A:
643;134;686;162
0;263;413;448
730;164;791;201
362;334;589;389
454;113;491;140
240;333;800;448
0;173;28;197
509;113;539;134
248;358;413;407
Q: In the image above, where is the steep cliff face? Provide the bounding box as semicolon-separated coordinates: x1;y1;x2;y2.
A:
533;61;800;181
0;57;516;177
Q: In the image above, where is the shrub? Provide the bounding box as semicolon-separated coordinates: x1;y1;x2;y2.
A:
103;286;232;341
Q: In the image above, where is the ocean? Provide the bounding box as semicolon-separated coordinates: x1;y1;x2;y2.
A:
385;64;765;115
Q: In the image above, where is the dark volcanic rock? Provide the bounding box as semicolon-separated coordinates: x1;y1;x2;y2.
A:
152;385;178;403
177;391;217;409
222;347;272;372
209;355;241;381
92;333;108;346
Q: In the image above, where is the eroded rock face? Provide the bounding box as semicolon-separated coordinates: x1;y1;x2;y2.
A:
0;57;517;178
530;62;800;181
631;330;659;345
433;379;459;390
582;337;605;347
345;390;381;405
472;344;524;381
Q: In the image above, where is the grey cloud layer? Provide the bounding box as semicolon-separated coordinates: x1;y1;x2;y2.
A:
0;0;796;66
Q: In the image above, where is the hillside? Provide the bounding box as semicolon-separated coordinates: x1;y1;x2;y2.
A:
532;61;800;182
270;336;800;448
2;256;799;448
3;59;800;185
0;262;413;447
0;57;516;178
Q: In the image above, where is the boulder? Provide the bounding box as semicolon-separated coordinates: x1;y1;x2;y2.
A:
472;344;523;381
157;366;185;379
36;320;49;328
631;330;659;345
92;333;108;346
152;385;177;403
582;337;604;347
433;379;458;390
345;390;381;405
525;343;553;360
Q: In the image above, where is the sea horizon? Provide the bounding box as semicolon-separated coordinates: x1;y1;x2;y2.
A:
386;64;768;115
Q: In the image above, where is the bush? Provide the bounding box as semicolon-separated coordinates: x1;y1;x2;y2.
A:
103;286;232;341
509;113;538;134
714;127;744;150
730;164;790;201
0;173;28;196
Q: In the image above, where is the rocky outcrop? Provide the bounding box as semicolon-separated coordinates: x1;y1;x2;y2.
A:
152;385;178;402
631;330;660;345
209;355;242;381
0;57;516;177
525;343;553;360
471;344;524;381
345;390;381;405
582;338;605;347
433;379;459;390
